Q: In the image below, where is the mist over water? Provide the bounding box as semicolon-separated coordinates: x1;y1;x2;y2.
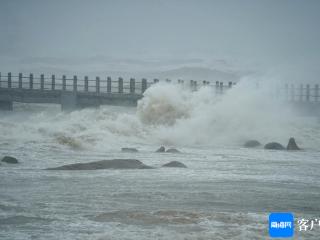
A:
1;0;320;83
138;79;320;149
2;77;319;152
1;0;320;239
1;65;320;240
1;78;320;239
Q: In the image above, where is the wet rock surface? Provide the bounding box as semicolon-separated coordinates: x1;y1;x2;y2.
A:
287;137;300;150
1;156;19;164
156;146;166;152
47;159;153;170
244;140;261;148
166;148;181;153
264;142;285;150
121;148;139;153
161;161;187;168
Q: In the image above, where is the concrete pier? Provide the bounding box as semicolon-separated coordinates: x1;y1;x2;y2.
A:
0;73;161;111
0;100;13;110
60;92;78;111
2;72;317;116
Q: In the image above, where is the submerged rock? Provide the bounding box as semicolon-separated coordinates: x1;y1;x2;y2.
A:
156;146;165;152
264;142;285;150
121;148;138;153
244;140;261;148
1;156;19;164
162;161;187;168
287;137;300;150
46;159;153;170
166;148;181;153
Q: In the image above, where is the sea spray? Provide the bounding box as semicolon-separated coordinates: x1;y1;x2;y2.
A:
0;80;319;150
137;83;191;125
137;79;320;148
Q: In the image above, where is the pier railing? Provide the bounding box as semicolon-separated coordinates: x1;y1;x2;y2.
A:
0;72;238;110
276;83;319;102
0;72;153;94
0;72;319;110
0;72;238;94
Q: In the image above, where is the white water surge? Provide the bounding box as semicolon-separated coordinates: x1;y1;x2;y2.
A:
1;79;320;239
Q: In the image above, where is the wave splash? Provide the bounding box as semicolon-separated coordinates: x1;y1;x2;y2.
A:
1;78;319;149
136;80;319;148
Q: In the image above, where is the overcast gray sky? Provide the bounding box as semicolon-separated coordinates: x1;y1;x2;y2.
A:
1;0;320;77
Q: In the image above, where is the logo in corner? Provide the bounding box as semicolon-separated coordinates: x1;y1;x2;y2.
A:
269;212;294;238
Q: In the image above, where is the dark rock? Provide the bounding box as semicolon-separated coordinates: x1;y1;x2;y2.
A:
121;148;138;153
1;156;19;164
264;142;285;150
156;146;165;152
244;140;261;148
162;161;187;168
46;159;153;170
166;148;181;153
287;137;300;150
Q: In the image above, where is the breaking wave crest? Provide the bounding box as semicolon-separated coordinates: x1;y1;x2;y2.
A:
1;78;320;149
137;80;320;148
137;83;191;125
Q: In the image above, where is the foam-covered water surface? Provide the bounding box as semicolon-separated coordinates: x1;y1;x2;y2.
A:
1;82;320;239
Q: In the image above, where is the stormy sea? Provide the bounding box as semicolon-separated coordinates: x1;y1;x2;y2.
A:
1;70;320;239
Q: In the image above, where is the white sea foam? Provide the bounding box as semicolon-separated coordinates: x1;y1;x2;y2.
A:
1;77;319;150
136;79;320;148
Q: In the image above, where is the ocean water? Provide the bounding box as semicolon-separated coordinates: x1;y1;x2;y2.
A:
1;82;320;239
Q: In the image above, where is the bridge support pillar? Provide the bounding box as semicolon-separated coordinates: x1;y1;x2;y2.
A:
61;92;78;111
0;100;13;111
78;100;100;109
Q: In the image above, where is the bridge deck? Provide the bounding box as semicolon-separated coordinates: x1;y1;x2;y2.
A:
0;72;319;115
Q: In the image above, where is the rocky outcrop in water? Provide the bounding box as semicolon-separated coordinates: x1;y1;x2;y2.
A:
286;137;300;150
1;156;19;164
161;161;187;168
46;159;153;170
264;142;285;150
166;148;181;153
156;146;166;152
121;148;138;153
244;140;261;148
